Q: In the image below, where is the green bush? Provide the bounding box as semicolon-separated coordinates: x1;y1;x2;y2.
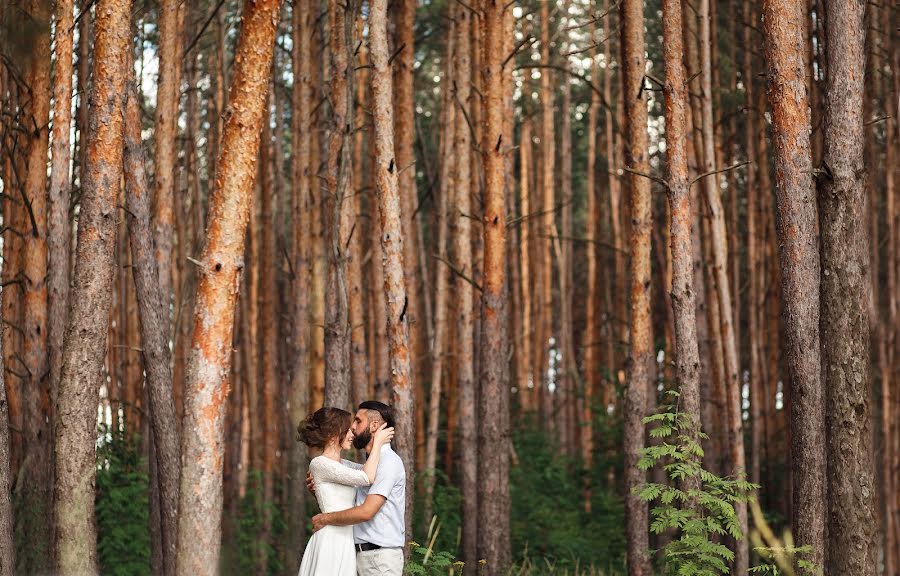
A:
95;428;150;576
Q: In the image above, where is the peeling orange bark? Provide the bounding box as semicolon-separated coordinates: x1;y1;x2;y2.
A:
175;1;282;573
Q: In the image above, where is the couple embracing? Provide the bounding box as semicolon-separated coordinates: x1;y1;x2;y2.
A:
297;401;407;576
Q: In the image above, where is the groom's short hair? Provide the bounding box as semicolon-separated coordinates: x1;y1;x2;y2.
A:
358;400;395;429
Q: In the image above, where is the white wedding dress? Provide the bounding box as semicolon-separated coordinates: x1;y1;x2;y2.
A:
297;455;370;576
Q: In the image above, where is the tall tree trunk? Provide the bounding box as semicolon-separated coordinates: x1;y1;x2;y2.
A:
538;0;555;428
697;1;747;567
289;0;313;566
323;0;354;410
175;1;281;573
453;7;478;569
258;85;278;571
621;1;652;573
761;0;826;568
477;0;511;568
818;2;877;573
48;0;74;449
369;0;415;544
124;85;181;576
662;0;702;434
0;320;15;576
518;118;534;413
53;0;132;571
424;19;455;524
20;0;52;569
392;0;424;480
154;0;183;347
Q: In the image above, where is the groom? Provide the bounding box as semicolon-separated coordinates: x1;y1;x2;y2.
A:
309;400;407;576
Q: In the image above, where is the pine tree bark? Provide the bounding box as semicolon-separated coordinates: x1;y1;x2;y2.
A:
518;119;534;412
0;320;15;576
697;2;747;568
477;0;511;568
662;0;702;434
289;0;313;566
53;0;132;571
123;86;181;576
424;20;455;524
20;0;52;568
761;0;826;568
48;0;74;437
538;0;555;428
369;0;415;543
818;2;877;573
452;7;478;569
621;1;652;573
175;1;281;573
323;0;354;410
153;0;183;342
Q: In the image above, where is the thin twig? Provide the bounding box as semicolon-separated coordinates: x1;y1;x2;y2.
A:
689;160;751;187
622;165;668;189
432;253;483;293
184;0;227;58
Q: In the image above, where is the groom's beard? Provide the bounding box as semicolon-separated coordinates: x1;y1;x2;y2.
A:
352;428;372;451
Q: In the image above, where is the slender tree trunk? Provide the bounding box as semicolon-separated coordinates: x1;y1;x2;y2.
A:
452;8;478;569
662;0;702;434
175;1;281;573
818;2;877;573
289;0;312;566
154;0;183;345
621;1;652;573
424;20;455;524
369;0;415;543
538;0;555;428
518;118;534;413
53;0;132;571
477;0;511;568
392;0;424;481
761;0;827;568
323;0;354;410
0;319;15;576
48;0;74;447
697;2;748;568
123;86;181;576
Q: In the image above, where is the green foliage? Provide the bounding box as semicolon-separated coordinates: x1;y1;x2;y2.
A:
510;419;626;573
749;545;818;576
413;469;463;554
635;393;757;576
230;470;286;576
405;538;467;575
95;428;151;576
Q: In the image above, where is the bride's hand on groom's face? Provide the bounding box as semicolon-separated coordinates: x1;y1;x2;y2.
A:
373;423;394;445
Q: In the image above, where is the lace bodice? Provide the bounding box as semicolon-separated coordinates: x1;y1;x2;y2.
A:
309;456;371;513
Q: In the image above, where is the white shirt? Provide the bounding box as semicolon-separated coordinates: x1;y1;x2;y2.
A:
342;444;406;548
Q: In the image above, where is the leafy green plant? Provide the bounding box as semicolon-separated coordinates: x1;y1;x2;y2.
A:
405;522;466;576
635;392;757;576
749;499;820;576
95;427;150;576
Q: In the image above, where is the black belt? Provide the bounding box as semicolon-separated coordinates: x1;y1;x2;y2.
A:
356;542;382;553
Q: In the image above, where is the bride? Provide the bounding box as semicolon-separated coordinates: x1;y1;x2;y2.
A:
297;407;394;576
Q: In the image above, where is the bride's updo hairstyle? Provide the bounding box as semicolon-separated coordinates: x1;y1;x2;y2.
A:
298;407;352;449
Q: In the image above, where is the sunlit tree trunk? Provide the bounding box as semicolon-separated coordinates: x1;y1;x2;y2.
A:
621;1;652;573
477;0;511;568
818;2;877;573
369;0;415;541
54;0;132;570
289;0;313;566
175;1;281;572
19;0;52;568
538;0;555;428
761;1;826;568
662;0;702;436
